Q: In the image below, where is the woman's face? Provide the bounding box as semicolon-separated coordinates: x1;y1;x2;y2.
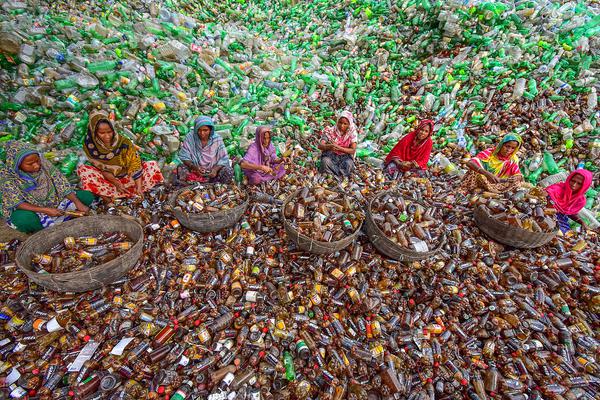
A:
197;126;211;142
499;140;518;157
569;173;584;192
96;122;114;146
337;117;350;134
417;125;432;141
261;130;271;147
20;153;41;174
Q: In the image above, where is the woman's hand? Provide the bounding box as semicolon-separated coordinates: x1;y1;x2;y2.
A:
75;203;90;213
42;208;63;217
208;167;219;179
260;165;274;175
484;172;501;183
114;181;127;193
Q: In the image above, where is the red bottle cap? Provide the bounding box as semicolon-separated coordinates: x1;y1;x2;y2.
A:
83;335;91;342
157;386;165;394
460;379;467;386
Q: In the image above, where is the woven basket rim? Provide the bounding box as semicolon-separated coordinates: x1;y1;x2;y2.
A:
281;187;364;249
15;215;143;280
366;190;446;258
474;205;557;248
169;183;249;220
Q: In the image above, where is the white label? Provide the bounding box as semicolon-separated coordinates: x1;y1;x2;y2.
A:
412;239;429;253
6;368;21;385
222;372;235;385
13;342;26;353
245;291;258;302
110;337;134;356
9;385;26;398
68;340;99;372
178;355;189;366
46;317;63;332
0;338;11;347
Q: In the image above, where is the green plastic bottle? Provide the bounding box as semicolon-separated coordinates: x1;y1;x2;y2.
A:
234;163;243;184
283;351;296;381
542;151;559;175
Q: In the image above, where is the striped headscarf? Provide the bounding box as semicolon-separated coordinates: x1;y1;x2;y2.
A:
471;133;523;178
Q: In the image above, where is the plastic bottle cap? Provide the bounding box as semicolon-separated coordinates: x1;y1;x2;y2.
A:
29;390;36;396
460;379;467;385
158;386;165;394
68;391;75;397
426;378;432;383
84;335;91;342
32;368;39;375
194;320;201;326
262;327;268;333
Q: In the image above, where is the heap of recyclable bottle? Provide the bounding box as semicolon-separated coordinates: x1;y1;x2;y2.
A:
1;161;599;399
0;0;597;188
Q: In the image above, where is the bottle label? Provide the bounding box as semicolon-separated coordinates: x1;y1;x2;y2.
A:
110;337;134;356
46;317;63;332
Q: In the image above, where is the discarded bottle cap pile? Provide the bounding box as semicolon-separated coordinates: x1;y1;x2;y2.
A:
283;186;364;243
31;232;133;274
174;184;246;213
1;169;599;399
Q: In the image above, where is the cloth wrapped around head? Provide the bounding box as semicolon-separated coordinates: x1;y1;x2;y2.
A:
322;110;358;155
545;169;593;215
83;110;142;179
384;119;434;170
179;115;229;170
0;141;73;216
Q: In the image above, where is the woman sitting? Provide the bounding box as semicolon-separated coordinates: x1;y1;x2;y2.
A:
318;111;357;178
240;126;286;185
1;141;94;233
384;119;434;177
546;169;594;233
177;116;233;183
78;110;164;199
460;134;523;194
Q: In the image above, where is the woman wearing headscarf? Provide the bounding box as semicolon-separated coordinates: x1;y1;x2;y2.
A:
77;110;164;199
1;141;95;233
545;169;594;232
177;115;233;183
318;111;358;178
459;134;523;194
384;119;434;177
240;126;286;185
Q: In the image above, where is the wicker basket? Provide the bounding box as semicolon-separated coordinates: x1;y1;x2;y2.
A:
169;184;248;233
365;191;446;261
474;205;556;249
15;215;143;293
281;189;363;255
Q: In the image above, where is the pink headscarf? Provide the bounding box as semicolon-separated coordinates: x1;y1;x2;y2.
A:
545;169;593;215
322;110;358;155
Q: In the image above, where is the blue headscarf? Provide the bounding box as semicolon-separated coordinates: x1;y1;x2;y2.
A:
178;116;229;169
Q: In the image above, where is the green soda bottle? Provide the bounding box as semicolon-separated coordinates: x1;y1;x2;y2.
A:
283;351;296;381
234;163;244;184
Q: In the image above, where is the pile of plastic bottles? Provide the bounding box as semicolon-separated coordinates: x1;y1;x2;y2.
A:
1;167;599;399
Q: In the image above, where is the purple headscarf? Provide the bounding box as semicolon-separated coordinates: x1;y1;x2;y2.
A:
242;126;277;167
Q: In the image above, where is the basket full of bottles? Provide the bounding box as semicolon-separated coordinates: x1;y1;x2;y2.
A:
15;215;144;292
473;188;558;249
169;184;249;233
281;186;364;254
366;190;447;261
